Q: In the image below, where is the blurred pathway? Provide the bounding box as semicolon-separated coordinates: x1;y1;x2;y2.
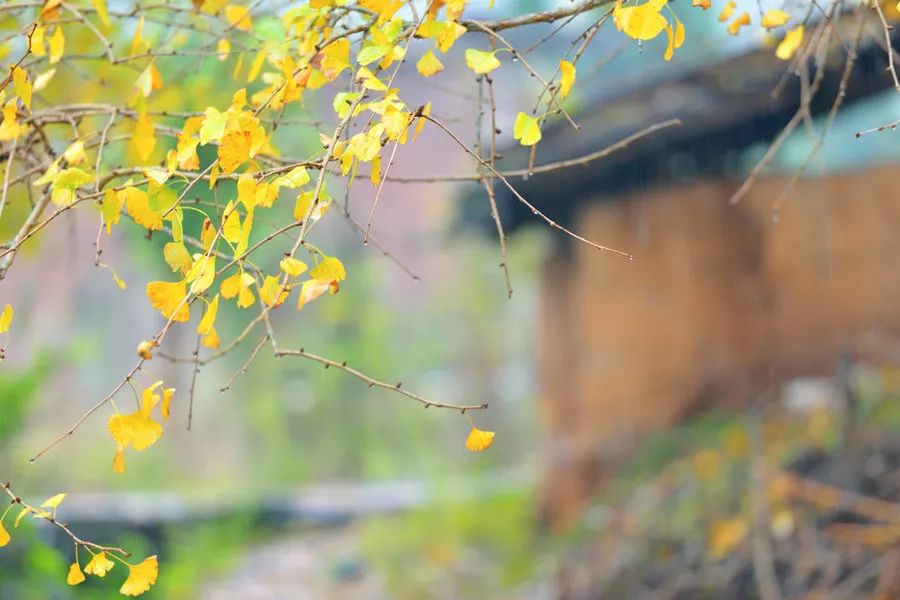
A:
199;526;387;600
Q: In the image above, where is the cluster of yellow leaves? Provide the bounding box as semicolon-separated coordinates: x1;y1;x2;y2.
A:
69;553;159;597
614;0;685;61
108;381;174;474
0;487;158;595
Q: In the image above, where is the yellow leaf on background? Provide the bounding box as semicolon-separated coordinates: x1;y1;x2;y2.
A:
259;275;289;307
113;447;126;474
559;60;575;98
222;205;242;244
280;257;307;277
187;254;216;295
199;107;228;144
464;48;501;74
50;168;93;207
310;256;346;282
12;66;31;111
84;551;114;577
513;112;541;146
200;218;216;250
224;5;253;31
247;50;266;82
163;242;192;274
123;187;162;230
708;517;748;559
133;112;156;162
726;12;751;35
202;328;221;349
63;141;86;165
0;100;26;142
48;27;65;64
92;0;111;28
67;562;85;586
296;279;331;310
761;9;789;28
31;26;45;56
719;0;736;21
146;280;190;322
135;63;163;98
776;25;804;60
161;388;175;419
320;38;351;80
217;38;231;61
465;427;495;451
120;556;159;596
614;0;668;41
33;68;55;92
14;506;30;528
131;16;148;56
197;294;219;335
100;188;122;234
40;493;66;510
0;521;9;547
416;50;444;77
0;304;12;334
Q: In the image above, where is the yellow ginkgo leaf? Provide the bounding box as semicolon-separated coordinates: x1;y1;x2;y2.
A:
133;111;156;162
614;0;668;41
296;279;331;311
67;562;85;586
416;50;444;77
40;493;66;510
465;427;495;452
0;521;10;547
84;551;115;577
146;280;190;322
187;254;216;295
761;9;790;29
199;107;228;145
124;187;163;231
161;388;175;419
163;241;192;275
0;100;26;142
48;27;65;64
775;25;804;60
12;66;31;111
559;60;576;98
259;275;289;307
120;556;158;596
0;304;12;334
310;256;346;282
202;328;221;349
197;294;219;335
464;48;501;75
92;0;110;28
513;112;541;146
131;414;163;451
63;141;86;165
224;5;253;31
280;257;307;277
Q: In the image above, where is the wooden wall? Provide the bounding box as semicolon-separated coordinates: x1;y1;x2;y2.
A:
537;165;900;528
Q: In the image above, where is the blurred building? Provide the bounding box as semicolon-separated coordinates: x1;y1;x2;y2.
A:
491;25;900;528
